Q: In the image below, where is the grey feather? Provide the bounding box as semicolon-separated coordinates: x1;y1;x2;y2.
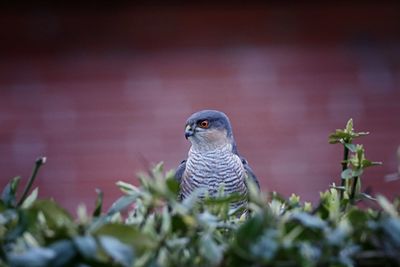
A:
241;157;260;190
174;160;186;185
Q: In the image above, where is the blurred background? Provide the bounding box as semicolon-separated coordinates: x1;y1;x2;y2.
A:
1;1;400;213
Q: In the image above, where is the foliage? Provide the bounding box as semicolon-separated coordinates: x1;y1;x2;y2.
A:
0;120;399;267
329;119;382;204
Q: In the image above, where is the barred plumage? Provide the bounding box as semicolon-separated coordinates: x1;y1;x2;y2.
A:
181;144;248;208
175;110;260;212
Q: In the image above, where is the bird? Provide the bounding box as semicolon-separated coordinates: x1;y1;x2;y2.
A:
175;109;260;212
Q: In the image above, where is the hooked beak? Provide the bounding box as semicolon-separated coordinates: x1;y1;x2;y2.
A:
185;124;195;139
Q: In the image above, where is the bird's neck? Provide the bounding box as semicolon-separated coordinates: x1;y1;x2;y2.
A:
189;142;233;155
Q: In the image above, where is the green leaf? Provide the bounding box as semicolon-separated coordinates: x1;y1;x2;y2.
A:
289;194;300;206
346;208;369;228
47;240;77;267
359;192;376;201
328;137;340;144
326;220;352;247
329;185;346;191
8;247;54;267
116;181;139;195
290;212;327;230
328;130;349;144
377;195;398;217
341;169;354;180
21;187;38;209
4;210;30;242
165;177;180;196
250;230;278;262
329;119;370;145
233;213;267;258
153;162;164;174
107;194;139;216
7;224;76;266
345;118;353;133
1;176;21;207
30;200;76;238
171;214;189;234
381;217;400;247
356;145;364;161
354;131;369;137
352;169;363;178
299;243;322;264
199;233;224;266
303;202;313;212
160;206;171;235
94;223;155;251
362;159;383;168
98;235;134;267
73;235;97;260
344;143;357;152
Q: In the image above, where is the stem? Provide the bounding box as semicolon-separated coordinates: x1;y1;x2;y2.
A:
340;146;349;199
17;157;46;206
93;188;104;217
350;176;359;203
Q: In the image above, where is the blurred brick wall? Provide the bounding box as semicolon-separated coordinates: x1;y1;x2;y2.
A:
1;3;400;213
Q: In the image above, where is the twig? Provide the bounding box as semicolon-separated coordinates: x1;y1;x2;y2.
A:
17;157;46;206
340;145;349;199
350;176;359;203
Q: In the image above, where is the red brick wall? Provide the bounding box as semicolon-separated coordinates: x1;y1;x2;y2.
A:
1;3;400;213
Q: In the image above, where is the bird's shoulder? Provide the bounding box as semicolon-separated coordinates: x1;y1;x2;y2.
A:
238;156;260;190
174;159;187;184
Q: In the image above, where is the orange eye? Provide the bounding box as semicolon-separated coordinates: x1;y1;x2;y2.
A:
198;120;209;128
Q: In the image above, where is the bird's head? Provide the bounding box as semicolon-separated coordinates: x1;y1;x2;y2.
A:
184;110;236;150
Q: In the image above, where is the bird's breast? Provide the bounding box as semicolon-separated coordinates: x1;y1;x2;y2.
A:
181;147;247;200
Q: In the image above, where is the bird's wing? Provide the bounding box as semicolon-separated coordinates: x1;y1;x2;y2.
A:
241;157;260;190
174;159;187;185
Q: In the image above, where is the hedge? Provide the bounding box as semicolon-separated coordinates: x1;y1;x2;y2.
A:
0;119;399;267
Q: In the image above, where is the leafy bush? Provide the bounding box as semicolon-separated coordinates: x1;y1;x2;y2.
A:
1;119;399;267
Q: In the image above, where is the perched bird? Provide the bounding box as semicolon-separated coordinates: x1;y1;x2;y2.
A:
175;110;260;211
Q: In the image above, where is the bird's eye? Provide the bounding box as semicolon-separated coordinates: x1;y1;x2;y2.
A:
198;120;209;129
